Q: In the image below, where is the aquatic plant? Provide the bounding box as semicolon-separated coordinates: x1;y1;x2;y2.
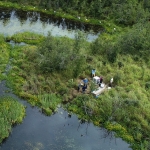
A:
0;34;10;80
6;32;45;45
37;93;61;115
0;96;25;143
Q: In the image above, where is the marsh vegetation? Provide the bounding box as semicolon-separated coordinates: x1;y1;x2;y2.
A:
0;25;149;149
0;0;150;149
0;96;25;143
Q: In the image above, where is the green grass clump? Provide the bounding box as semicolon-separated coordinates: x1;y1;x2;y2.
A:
6;32;45;45
0;96;25;143
38;93;61;115
0;34;10;80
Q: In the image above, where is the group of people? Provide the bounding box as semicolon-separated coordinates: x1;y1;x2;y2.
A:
77;69;114;93
92;68;113;87
92;69;103;87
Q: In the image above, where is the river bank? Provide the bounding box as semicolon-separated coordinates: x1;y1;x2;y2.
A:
0;0;123;34
0;9;100;42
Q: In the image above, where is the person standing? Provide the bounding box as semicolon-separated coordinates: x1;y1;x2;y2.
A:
99;76;103;87
110;77;113;87
83;78;88;87
91;69;96;77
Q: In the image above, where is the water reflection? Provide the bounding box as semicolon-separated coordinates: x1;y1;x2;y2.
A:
0;9;99;42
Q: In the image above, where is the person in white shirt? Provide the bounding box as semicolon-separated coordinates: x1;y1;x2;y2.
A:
110;77;113;87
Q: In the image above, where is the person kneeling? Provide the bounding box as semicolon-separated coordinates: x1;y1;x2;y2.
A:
82;85;87;93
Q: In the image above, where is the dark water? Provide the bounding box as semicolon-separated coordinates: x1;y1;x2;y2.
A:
0;9;99;42
0;81;132;150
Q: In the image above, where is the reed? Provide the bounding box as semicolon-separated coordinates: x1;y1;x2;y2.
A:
0;96;25;143
0;34;10;80
37;93;61;115
6;32;45;45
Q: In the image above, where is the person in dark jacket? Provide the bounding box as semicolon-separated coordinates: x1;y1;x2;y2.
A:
82;85;87;93
99;76;103;87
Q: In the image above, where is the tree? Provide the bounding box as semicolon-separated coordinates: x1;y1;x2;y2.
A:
71;31;87;77
37;32;72;72
37;32;86;77
117;22;150;57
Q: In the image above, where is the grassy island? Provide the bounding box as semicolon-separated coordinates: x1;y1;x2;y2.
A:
0;96;25;143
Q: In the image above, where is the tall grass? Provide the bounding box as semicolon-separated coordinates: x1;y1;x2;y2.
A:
0;96;25;143
37;93;61;115
6;32;45;45
0;34;10;80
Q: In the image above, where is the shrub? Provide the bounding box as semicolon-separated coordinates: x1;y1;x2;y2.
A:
114;72;122;85
57;86;68;96
42;108;52;116
145;81;150;89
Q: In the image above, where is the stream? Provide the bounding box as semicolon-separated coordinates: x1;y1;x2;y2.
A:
0;8;99;42
0;8;132;150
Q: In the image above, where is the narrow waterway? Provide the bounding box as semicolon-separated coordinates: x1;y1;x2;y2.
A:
0;9;99;42
0;8;132;150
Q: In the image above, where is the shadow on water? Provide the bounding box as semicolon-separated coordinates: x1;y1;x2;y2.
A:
0;8;100;42
0;81;132;150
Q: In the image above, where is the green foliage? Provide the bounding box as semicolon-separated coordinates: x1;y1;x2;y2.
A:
57;86;68;96
145;81;150;89
91;33;119;63
116;23;150;59
67;79;76;88
0;96;25;143
6;32;44;45
37;93;61;115
37;33;73;72
112;1;149;25
114;71;122;85
105;122;134;143
1;0;148;25
0;34;10;80
90;81;96;92
106;46;117;63
37;32;86;78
